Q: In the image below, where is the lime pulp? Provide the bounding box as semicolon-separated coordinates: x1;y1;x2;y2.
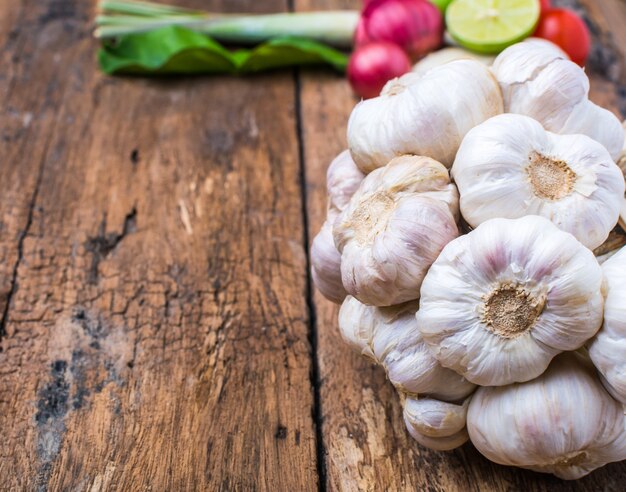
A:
446;0;541;54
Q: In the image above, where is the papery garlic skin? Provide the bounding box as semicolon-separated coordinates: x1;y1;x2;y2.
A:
337;294;377;359
467;352;626;480
404;397;470;451
311;151;365;304
452;113;624;250
338;296;475;402
589;247;626;404
326;150;366;216
311;221;346;304
493;38;624;160
417;216;604;387
334;156;459;306
347;59;503;173
412;47;494;76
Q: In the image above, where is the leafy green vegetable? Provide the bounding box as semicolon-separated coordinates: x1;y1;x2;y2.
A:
98;26;349;75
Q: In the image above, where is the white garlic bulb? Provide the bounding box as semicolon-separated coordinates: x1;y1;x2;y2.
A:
467;352;626;480
589;246;626;403
326;150;366;217
347;59;503;173
311;151;365;304
412;47;494;76
311;221;346;304
403;396;470;451
492;38;624;160
334;156;459;306
417;215;604;387
338;296;476;401
452;113;625;250
337;294;377;360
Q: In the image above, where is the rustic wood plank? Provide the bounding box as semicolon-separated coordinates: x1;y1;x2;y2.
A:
0;1;319;490
299;1;626;490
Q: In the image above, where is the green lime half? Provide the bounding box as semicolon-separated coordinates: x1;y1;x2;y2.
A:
446;0;540;54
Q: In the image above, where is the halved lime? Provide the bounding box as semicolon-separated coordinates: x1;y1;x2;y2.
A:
446;0;541;54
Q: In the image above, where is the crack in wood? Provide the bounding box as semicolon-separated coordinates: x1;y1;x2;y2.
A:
292;69;326;492
0;130;47;346
84;207;137;284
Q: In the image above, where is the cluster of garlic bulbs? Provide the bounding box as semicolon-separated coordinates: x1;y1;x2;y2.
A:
312;39;626;480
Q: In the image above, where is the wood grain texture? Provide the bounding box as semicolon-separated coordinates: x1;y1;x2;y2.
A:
2;0;626;489
0;0;318;490
299;1;626;491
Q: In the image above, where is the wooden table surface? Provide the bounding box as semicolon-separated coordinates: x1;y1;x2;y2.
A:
1;0;626;490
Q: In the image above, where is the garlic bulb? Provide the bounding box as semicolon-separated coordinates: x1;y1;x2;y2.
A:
347;59;503;173
338;296;475;401
467;352;626;480
403;396;470;451
326;150;366;217
334;156;459;306
412;47;494;76
417;215;604;387
452;113;625;250
589;246;626;403
492;38;624;160
337;294;377;360
311;151;365;304
311;221;346;304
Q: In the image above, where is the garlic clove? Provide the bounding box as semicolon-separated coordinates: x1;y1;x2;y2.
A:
403;396;470;451
326;150;365;216
338;296;475;401
347;59;503;173
492;38;624;160
311;220;346;304
589;246;626;404
417;215;604;386
334;156;459;306
467;352;626;480
452;113;625;250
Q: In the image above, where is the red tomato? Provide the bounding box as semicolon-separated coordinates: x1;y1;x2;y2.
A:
539;0;551;15
534;9;591;66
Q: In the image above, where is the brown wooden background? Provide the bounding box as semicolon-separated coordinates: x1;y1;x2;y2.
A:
1;0;625;490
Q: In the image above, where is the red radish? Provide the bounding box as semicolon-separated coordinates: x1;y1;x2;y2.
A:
355;0;443;59
534;8;591;66
348;42;412;99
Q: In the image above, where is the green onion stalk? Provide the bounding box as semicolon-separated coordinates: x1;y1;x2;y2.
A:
95;0;360;48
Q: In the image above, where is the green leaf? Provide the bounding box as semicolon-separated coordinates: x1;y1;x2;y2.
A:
98;26;349;75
